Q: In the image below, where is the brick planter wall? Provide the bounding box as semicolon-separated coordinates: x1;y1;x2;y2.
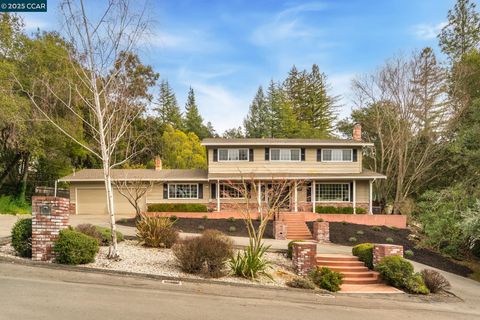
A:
273;221;287;240
312;221;330;243
292;241;317;275
373;244;404;266
32;196;70;262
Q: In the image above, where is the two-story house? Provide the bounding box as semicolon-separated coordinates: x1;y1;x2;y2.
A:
59;125;386;215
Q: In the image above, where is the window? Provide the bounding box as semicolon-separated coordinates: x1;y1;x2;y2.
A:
220;184;244;198
322;149;352;162
270;148;301;161
168;184;198;199
316;183;350;202
218;148;249;161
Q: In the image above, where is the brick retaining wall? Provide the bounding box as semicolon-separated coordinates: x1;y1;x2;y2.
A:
292;241;317;275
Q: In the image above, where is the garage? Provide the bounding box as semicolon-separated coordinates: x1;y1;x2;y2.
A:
76;188;140;215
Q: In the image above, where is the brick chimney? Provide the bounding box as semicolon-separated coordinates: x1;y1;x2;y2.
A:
154;156;162;171
353;123;362;141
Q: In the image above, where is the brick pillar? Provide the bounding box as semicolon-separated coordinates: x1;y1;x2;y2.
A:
292;241;317;275
273;221;287;240
373;244;404;266
32;196;70;261
312;221;330;243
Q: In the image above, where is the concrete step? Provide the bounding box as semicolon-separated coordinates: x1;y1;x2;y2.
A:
342;277;381;285
316;254;359;262
319;265;369;272
315;260;365;267
340;271;379;279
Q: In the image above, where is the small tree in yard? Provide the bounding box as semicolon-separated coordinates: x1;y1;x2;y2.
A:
114;178;154;219
227;177;297;278
13;0;156;258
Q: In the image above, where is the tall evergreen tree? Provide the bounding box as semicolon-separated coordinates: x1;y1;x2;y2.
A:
244;86;271;138
438;0;480;61
154;80;183;130
184;87;209;139
268;82;298;138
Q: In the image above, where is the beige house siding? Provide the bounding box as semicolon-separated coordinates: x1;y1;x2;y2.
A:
207;147;362;175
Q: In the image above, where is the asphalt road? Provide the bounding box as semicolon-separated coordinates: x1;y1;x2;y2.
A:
0;261;479;320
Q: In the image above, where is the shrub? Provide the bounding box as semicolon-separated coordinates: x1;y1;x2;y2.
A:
228;226;236;233
136;215;178;248
371;226;382;231
173;230;233;277
406;272;430;294
348;237;357;242
202;215;208;221
309;267;343;292
316;218;324;222
352;243;374;269
287;239;303;259
75;224;124;246
0;196;31;215
228;217;236;222
229;243;271;279
11;218;32;257
342;221;348;225
53;229;99;265
315;206;366;214
170;215;178;221
385;237;394;243
375;256;414;289
286;276;315;289
356;230;364;235
197;224;205;231
420;269;451;293
404;249;414;258
147;203;208;212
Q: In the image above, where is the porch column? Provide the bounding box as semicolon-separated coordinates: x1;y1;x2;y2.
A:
294;180;298;212
312;181;316;213
352;180;357;214
216;179;220;212
369;179;373;214
257;181;261;213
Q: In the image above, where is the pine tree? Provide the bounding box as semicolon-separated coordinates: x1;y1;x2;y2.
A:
268;82;298;138
154;80;183;130
244;86;271;138
438;0;480;61
184;87;209;139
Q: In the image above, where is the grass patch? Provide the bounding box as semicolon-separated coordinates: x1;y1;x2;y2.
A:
0;196;31;215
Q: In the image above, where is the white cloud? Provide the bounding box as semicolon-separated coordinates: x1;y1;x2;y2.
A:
412;22;447;40
139;29;226;53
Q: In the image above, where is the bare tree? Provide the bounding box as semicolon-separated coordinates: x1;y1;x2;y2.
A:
14;0;151;258
352;50;450;213
114;178;154;218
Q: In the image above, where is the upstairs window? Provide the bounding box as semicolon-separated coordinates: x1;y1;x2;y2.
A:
322;149;352;162
218;148;249;161
270;148;301;161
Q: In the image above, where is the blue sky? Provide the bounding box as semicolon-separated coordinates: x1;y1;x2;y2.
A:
20;0;455;133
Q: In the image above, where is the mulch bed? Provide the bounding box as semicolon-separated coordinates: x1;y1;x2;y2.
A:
118;218;274;239
309;221;473;277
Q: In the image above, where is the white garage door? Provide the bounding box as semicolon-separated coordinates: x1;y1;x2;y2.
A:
76;188;139;215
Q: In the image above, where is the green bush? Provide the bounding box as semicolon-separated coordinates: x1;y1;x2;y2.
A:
287;239;303;259
228;226;236;233
385;237;394;243
11;218;32;257
136;215;178;248
375;256;414;289
286;276;315;289
309;267;343;292
316;218;324;222
229;243;271;279
348;237;357;242
170;215;178;221
315;206;366;214
197;224;205;230
228;217;236;222
173;230;234;277
406;272;430;294
75;224;124;246
352;243;374;269
53;229;99;265
420;269;451;293
356;230;364;235
371;226;382;231
147;203;208;212
404;249;414;258
0;196;31;215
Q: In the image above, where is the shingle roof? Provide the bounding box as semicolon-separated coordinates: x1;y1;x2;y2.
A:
207;169;386;180
201;138;373;146
58;169;208;182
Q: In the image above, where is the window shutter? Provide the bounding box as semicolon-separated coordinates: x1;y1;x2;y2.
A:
211;183;216;199
265;148;270;160
213;149;218;162
317;149;322;162
350;182;353;202
163;183;168;199
249;149;254;162
198;184;203;199
306;182;312;202
352;149;358;162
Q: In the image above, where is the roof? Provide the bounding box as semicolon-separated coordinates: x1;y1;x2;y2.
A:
201;138;373;147
207;169;386;180
58;169;208;182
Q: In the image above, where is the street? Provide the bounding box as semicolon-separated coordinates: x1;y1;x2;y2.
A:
0;261;479;320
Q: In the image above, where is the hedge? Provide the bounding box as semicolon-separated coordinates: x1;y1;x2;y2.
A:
11;218;32;257
147;203;208;212
352;243;374;269
53;229;99;265
315;206;366;214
